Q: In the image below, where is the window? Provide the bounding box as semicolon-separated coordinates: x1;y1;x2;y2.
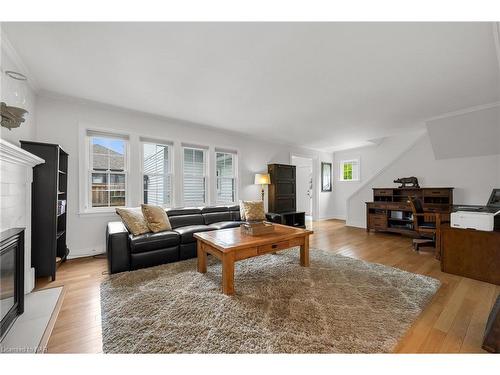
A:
339;159;360;181
88;132;128;209
215;151;237;204
183;147;207;206
142;141;173;206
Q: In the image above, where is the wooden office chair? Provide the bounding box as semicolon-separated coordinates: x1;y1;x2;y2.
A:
408;197;441;260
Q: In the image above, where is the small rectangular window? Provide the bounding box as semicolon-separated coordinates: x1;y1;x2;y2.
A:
142;142;173;207
339;159;360;181
215;151;237;204
88;134;128;208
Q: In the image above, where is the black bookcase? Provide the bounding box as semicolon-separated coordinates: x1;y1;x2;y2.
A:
20;141;69;281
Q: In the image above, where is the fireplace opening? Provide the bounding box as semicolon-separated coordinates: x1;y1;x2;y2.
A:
0;228;24;341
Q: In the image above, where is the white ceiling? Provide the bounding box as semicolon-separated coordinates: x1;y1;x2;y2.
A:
2;22;499;151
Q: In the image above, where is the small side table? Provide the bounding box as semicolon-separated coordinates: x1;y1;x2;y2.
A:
266;211;306;229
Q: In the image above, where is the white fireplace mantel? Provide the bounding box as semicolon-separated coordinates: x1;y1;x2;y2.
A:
0;138;44;293
0;139;45;167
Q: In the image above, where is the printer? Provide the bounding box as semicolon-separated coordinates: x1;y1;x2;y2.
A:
451;189;500;231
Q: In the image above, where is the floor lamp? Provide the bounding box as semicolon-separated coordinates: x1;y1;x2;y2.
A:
254;173;271;201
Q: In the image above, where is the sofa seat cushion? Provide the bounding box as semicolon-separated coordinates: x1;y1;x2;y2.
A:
174;225;214;244
209;221;243;230
129;230;180;254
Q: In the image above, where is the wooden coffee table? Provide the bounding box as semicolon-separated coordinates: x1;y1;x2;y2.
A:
194;224;313;295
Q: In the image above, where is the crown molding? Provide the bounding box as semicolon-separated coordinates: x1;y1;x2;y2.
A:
0;138;44;167
0;28;39;92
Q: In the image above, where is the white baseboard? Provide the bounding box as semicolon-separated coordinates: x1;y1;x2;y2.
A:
318;215;346;221
346;220;366;229
67;247;105;260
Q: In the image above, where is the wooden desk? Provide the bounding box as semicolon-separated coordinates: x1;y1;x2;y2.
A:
441;224;500;285
366;187;453;236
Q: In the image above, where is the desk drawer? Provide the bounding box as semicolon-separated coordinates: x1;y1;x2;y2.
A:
387;203;410;210
370;215;387;229
374;189;392;196
258;240;290;254
424;189;450;196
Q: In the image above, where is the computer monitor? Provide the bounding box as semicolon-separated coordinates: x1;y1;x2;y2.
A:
487;189;500;208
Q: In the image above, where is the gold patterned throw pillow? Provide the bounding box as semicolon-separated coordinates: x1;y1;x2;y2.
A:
115;207;150;236
141;204;172;233
242;200;266;222
238;200;246;221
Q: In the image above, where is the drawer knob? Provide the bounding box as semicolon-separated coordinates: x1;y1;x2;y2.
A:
272;244;278;249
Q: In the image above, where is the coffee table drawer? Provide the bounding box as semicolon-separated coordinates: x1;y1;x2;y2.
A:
258;240;290;254
235;247;258;261
289;237;305;247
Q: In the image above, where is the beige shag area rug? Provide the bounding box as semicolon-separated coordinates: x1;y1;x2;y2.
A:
100;248;440;353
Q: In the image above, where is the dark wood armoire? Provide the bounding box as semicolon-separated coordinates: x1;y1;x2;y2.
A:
266;163;306;228
267;163;296;213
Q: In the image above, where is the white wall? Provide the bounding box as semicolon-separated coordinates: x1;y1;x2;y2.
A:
345;133;500;227
331;130;424;220
0;46;37;145
1;37;40;292
35;93;334;257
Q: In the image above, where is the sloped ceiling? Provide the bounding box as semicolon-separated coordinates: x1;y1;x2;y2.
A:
2;22;499;151
426;105;500;159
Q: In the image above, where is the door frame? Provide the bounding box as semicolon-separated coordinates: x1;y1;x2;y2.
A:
290;153;319;221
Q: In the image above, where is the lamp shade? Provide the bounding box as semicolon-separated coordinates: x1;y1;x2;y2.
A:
254;173;270;185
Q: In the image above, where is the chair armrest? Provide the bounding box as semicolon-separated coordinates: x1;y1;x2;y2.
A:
106;221;130;274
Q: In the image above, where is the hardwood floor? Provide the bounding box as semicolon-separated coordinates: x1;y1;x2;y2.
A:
36;219;499;353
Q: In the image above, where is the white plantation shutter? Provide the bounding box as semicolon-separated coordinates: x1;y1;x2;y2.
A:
183;147;207;205
216;151;236;204
142;142;172;206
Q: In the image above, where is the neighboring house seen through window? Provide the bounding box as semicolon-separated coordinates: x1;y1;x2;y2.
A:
88;132;128;208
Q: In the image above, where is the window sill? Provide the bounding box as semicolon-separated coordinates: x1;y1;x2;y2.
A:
78;209;119;217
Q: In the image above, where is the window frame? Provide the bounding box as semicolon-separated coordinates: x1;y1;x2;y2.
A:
339;159;360;182
215;150;238;205
181;146;208;206
141;140;174;208
85;132;130;213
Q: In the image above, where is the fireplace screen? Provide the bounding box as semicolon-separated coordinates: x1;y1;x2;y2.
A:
0;246;16;321
0;228;24;340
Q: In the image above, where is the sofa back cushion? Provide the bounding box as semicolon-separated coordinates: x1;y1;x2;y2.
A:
165;207;202;216
228;205;241;221
168;214;205;228
203;212;232;224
